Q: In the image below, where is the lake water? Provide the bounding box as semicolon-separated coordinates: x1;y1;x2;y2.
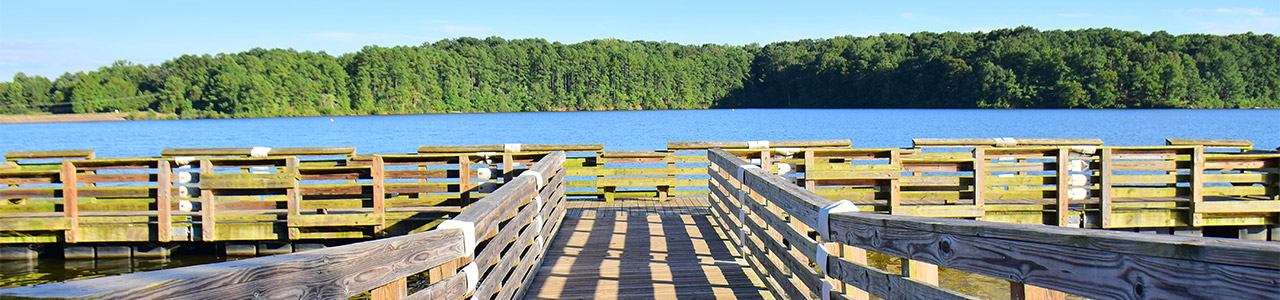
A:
2;109;1278;156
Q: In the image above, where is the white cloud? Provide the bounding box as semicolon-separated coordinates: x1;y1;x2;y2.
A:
1185;7;1279;34
1200;8;1266;17
441;25;490;35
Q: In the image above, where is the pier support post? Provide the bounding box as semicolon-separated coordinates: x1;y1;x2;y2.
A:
1172;227;1203;237
294;242;326;252
63;245;94;260
132;243;172;258
257;242;293;255
0;245;37;260
225;243;257;256
1239;225;1267;240
95;245;131;259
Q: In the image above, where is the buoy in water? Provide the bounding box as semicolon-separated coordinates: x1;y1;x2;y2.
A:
329;118;334;122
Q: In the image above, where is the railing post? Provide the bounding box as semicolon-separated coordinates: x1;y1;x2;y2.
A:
973;148;986;209
903;259;938;285
199;159;216;241
286;157;301;240
459;154;471;206
1190;146;1205;227
60;161;79;243
889;149;901;214
370;278;407;300
840;244;869;300
1100;148;1113;228
372;156;386;235
157;160;173;243
804;150;815;191
1055;147;1070;226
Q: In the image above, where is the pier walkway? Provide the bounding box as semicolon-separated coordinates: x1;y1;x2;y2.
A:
524;199;770;299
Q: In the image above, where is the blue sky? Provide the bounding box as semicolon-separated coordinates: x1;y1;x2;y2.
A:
2;0;1277;78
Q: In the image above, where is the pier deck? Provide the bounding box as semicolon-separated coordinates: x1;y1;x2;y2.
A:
1;139;1278;300
525;198;770;299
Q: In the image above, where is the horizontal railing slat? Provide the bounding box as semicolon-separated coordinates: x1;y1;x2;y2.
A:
0;228;465;299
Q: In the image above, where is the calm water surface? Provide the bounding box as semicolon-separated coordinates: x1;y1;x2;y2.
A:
1;109;1277;295
3;109;1277;156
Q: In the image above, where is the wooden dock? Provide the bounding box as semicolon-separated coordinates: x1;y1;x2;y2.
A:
524;199;770;299
1;138;1279;299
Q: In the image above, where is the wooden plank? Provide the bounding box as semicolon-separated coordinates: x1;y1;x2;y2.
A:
1166;139;1252;149
912;138;1103;147
0;228;465;299
417;143;602;153
1055;148;1069;226
370;278;407;300
288;213;383;227
825;253;975;299
200;173;296;189
973;148;985;207
830;212;1280;299
157;160;172;243
1191;147;1204;227
1100;148;1113;228
889;205;985;218
0;217;72;231
372;156;387;233
805;170;900;180
668;139;851;150
60;161;79;243
1195;201;1280;213
199;159;215;241
594;176;676;187
5;149;95;160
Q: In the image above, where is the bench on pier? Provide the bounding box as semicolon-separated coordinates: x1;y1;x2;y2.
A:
1165;138;1254;151
4;149;96;162
912;137;1104;148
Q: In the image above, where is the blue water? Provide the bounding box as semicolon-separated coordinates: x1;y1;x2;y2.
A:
2;109;1277;156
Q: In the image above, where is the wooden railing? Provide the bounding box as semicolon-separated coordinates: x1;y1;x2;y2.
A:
0;151;567;300
706;148;1280;299
1;147;535;245
716;141;1280;230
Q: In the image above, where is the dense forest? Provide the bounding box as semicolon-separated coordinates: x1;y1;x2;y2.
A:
2;27;1277;118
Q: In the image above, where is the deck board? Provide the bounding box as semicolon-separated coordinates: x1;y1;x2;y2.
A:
525;198;771;299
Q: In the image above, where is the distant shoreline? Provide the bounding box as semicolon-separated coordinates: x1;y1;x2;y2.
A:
1;107;1276;124
0;113;127;124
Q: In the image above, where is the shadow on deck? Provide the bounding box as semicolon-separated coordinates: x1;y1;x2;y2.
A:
524;198;771;299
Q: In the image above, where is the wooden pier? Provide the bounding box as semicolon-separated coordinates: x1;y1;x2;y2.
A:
1;138;1278;299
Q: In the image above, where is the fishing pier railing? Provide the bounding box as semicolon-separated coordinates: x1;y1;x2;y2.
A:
1;138;1278;299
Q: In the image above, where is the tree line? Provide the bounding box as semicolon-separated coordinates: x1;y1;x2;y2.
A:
2;27;1276;118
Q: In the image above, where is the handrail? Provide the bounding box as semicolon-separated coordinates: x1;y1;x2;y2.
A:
0;228;467;299
706;148;1280;300
0;151;569;300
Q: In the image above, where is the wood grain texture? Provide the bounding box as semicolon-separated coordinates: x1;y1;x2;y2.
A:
827;213;1280;299
59;161;79;243
5;149;95;160
668;139;852;150
0;229;465;299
